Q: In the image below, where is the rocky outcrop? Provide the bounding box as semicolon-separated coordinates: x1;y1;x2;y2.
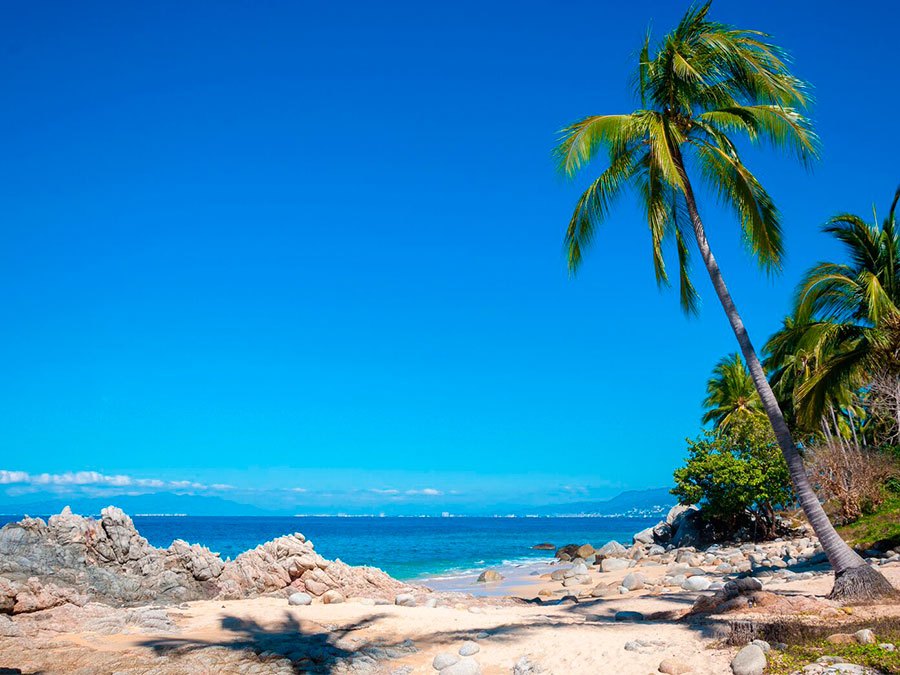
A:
0;506;412;614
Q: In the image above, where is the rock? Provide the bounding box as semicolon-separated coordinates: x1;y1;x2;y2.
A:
433;653;460;670
652;521;673;544
730;644;766;675
476;570;503;583
569;562;588;576
563;576;590;587
531;543;555;550
633;527;656;545
440;659;481;675
624;639;665;654
458;641;480;656
601;558;631;572
0;614;23;637
596;541;627;558
0;507;411;610
288;592;312;606
424;597;439;608
671;509;702;548
681;575;711;591
554;544;580;559
854;629;876;644
512;656;546;674
666;504;698;526
321;589;344;604
723;578;763;595
622;572;645;591
658;658;692;674
826;633;856;645
395;593;416;607
750;640;770;653
614;611;644;622
575;544;594;558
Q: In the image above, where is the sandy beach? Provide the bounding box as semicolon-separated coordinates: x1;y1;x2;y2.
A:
6;531;900;675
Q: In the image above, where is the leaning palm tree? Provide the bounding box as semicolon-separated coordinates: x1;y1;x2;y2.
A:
793;187;900;436
702;353;765;432
554;2;894;600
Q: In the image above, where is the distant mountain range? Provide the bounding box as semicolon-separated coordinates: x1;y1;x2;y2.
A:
0;486;676;518
535;487;675;516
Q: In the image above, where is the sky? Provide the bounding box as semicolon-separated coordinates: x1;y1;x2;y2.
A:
1;0;898;515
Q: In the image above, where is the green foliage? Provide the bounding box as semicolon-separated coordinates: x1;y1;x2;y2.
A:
764;187;900;429
767;637;900;674
702;353;765;431
554;1;818;314
672;417;793;527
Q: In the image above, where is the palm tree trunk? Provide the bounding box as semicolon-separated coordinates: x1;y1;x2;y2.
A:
673;155;896;602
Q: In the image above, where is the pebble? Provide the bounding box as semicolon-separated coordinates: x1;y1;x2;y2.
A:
288;592;311;606
440;659;482;675
458;642;480;656
658;658;693;674
624;639;665;654
433;653;459;670
394;593;416;607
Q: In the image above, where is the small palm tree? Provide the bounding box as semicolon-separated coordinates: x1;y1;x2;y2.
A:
554;2;894;600
793;187;900;431
702;353;765;431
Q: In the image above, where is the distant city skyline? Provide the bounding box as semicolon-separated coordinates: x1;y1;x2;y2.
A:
2;0;899;513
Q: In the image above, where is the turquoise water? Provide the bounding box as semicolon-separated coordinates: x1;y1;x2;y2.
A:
0;515;656;580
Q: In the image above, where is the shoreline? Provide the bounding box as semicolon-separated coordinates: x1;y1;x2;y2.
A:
5;506;900;674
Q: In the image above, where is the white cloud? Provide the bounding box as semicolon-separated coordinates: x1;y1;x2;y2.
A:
370;488;400;495
0;470;233;492
405;488;442;496
0;471;30;484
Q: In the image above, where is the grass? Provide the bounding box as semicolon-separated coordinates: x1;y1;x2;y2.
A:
766;641;900;674
731;618;900;674
837;495;900;550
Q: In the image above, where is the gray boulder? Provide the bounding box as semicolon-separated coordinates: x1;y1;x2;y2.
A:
671;509;702;548
601;558;630;572
596;540;627;558
288;592;312;606
440;659;482;675
433;653;459;670
681;575;711;591
476;569;503;583
731;644;766;675
633;527;655;545
621;572;645;591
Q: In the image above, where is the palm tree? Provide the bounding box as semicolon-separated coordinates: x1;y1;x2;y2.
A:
764;315;856;439
554;2;894;600
792;187;900;436
702;353;765;432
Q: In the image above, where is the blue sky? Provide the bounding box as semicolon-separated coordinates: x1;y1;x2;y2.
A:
1;1;898;514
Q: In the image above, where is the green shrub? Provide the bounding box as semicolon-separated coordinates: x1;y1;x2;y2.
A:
672;417;793;538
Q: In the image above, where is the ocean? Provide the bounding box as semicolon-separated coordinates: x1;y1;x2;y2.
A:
0;514;657;582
